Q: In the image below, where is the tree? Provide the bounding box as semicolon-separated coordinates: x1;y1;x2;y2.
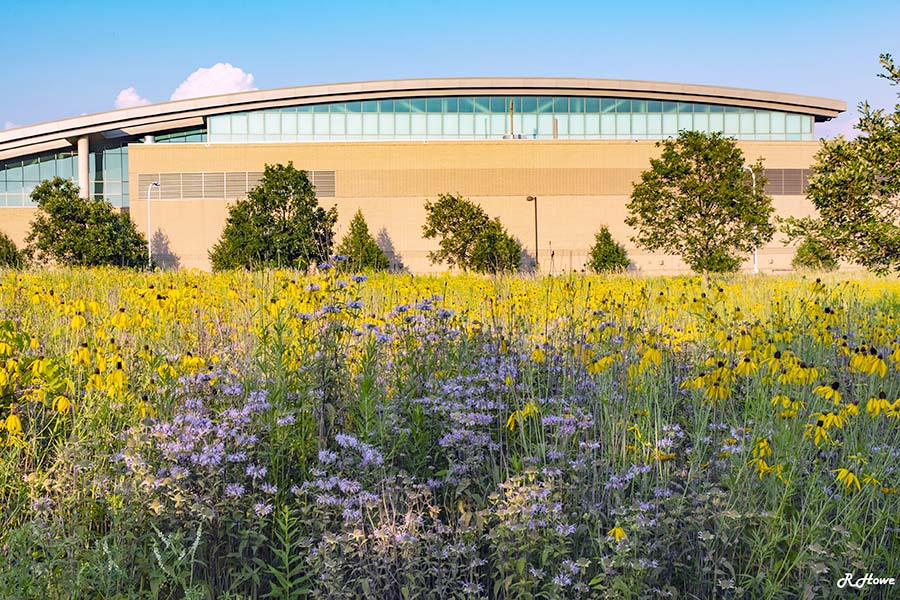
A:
791;237;839;272
422;194;521;273
783;54;900;274
210;163;337;271
625;130;774;282
0;231;22;268
335;210;389;271
25;177;147;267
468;219;521;273
587;226;630;273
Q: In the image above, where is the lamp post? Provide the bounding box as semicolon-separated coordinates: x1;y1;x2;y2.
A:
147;181;160;268
526;196;538;270
743;167;758;274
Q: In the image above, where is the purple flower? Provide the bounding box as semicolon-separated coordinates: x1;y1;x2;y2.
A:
225;483;245;498
276;414;296;426
254;502;273;517
246;464;267;479
318;449;338;464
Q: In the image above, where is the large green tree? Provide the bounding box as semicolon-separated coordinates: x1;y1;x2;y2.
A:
783;53;900;274
625;130;773;280
422;193;521;273
210;163;337;271
335;210;389;272
25;177;147;267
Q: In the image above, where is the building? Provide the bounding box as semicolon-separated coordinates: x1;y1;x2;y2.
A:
0;78;845;272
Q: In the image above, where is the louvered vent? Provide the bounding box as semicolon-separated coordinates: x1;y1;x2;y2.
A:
762;169;811;196
137;170;335;200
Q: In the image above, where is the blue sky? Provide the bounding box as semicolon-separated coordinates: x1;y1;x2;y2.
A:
1;0;897;137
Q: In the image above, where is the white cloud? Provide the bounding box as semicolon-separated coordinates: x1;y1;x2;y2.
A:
114;87;151;109
3;121;18;130
170;63;256;101
817;113;860;140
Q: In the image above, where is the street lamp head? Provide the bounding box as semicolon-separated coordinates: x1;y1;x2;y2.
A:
150;182;160;187
526;195;536;202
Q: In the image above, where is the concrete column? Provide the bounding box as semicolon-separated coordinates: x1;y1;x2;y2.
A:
144;135;155;144
77;136;89;198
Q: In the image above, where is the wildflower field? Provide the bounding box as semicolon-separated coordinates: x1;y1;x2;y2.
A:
1;269;899;599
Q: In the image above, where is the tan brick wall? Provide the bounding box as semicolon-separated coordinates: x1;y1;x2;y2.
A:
0;208;38;249
128;140;821;272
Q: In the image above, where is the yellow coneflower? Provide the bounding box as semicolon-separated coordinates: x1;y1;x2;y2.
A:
70;313;87;331
4;409;22;436
608;526;627;543
507;401;539;432
653;449;676;462
866;392;891;417
812;381;841;405
73;343;91;367
734;355;758;377
52;395;71;415
862;473;881;487
832;468;861;492
752;438;773;458
639;346;662;373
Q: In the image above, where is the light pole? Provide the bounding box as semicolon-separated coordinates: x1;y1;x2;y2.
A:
147;181;160;268
743;167;758;274
526;196;538;270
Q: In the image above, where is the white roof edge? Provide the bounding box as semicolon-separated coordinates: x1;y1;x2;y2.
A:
0;77;846;153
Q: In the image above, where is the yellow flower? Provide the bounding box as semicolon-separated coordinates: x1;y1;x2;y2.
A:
4;412;23;436
862;473;881;487
639;347;662;373
832;468;861;492
157;363;178;379
653;449;676;462
867;393;891;417
70;313;87;330
52;395;71;415
608;526;627;543
734;355;758;377
72;343;91;367
507;401;539;431
812;381;841;405
752;438;773;458
531;347;545;364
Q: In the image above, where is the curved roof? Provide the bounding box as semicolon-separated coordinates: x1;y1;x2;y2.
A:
0;77;845;157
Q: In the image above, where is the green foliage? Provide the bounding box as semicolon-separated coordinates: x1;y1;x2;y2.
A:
258;507;313;600
335;210;389;272
422;193;521;273
785;54;900;274
625;131;774;277
210;163;337;271
0;230;22;268
469;218;522;273
587;226;630;273
25;177;147;267
791;237;839;271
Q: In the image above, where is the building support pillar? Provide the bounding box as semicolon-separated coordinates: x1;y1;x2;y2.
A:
77;136;89;198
